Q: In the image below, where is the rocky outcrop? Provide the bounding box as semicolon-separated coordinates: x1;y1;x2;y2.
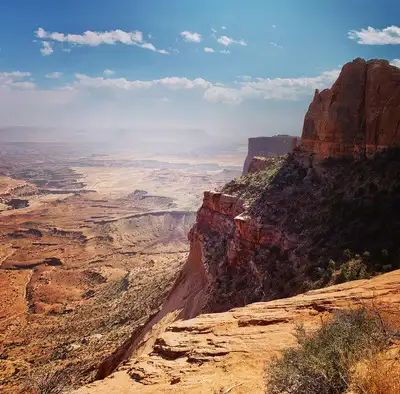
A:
76;269;400;394
243;135;297;174
247;156;272;173
301;58;400;158
80;59;400;388
90;148;400;380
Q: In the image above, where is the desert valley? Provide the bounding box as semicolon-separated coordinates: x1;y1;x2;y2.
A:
1;58;400;394
1;2;400;393
0;138;247;390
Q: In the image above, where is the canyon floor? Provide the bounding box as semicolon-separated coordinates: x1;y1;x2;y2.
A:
0;142;244;392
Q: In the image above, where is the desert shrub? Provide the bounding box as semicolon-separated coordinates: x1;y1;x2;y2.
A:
265;309;391;394
350;351;400;394
24;368;72;394
338;258;370;282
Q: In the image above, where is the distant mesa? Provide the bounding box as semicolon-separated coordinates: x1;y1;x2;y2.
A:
243;134;297;174
301;58;400;159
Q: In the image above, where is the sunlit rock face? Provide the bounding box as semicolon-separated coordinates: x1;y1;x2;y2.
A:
301;58;400;158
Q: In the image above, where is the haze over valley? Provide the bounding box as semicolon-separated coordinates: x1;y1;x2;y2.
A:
1;1;400;394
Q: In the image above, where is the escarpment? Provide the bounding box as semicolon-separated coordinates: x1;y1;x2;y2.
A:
243;135;297;174
88;59;400;383
301;58;400;158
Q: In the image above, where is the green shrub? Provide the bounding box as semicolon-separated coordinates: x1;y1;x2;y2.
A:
339;258;370;282
265;309;391;394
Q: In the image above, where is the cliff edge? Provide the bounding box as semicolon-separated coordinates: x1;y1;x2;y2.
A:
301;58;400;158
77;59;400;391
242;135;296;174
77;270;400;394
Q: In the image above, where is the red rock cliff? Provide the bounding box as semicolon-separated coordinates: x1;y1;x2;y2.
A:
90;59;400;381
301;58;400;158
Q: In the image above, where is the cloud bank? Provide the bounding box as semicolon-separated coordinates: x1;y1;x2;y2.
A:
348;25;400;45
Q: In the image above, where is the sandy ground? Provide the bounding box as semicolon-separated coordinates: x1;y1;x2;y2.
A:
73;166;241;211
97;150;247;167
0;150;243;392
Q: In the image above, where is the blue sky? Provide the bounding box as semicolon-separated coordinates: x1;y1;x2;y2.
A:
0;0;399;139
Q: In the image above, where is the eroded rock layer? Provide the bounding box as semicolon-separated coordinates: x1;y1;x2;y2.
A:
301;58;400;158
78;59;400;390
77;269;400;394
93;149;400;380
243;135;296;174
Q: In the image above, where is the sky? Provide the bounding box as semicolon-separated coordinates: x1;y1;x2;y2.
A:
0;0;399;140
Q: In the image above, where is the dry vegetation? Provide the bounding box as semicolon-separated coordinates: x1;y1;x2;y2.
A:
265;307;400;394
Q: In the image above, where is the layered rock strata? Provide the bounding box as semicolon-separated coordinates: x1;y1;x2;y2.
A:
301;58;400;158
81;59;400;389
77;269;400;394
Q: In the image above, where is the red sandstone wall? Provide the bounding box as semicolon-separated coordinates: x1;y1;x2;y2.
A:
301;58;400;158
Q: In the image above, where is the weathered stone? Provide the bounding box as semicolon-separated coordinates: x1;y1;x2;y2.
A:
301;58;400;158
76;270;400;394
243;135;296;174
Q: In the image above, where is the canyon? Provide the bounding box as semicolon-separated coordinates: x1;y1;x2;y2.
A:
0;143;244;392
2;58;400;394
74;59;400;394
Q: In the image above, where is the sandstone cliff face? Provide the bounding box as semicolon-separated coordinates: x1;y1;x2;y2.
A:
243;135;297;174
83;59;400;385
301;58;400;158
91;149;400;380
77;269;400;394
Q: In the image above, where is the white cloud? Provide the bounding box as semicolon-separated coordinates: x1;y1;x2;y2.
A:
220;49;230;55
69;67;340;106
0;71;31;78
71;74;212;91
217;35;247;46
103;69;115;76
158;49;169;55
46;72;63;79
204;86;243;105
272;24;277;28
36;27;143;46
391;59;400;68
35;27;168;54
204;47;215;53
141;42;156;51
180;31;201;43
211;28;217;33
203;69;340;105
270;41;284;49
221;26;227;30
348;25;400;45
40;41;53;56
0;66;342;134
0;67;342;131
0;71;35;90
